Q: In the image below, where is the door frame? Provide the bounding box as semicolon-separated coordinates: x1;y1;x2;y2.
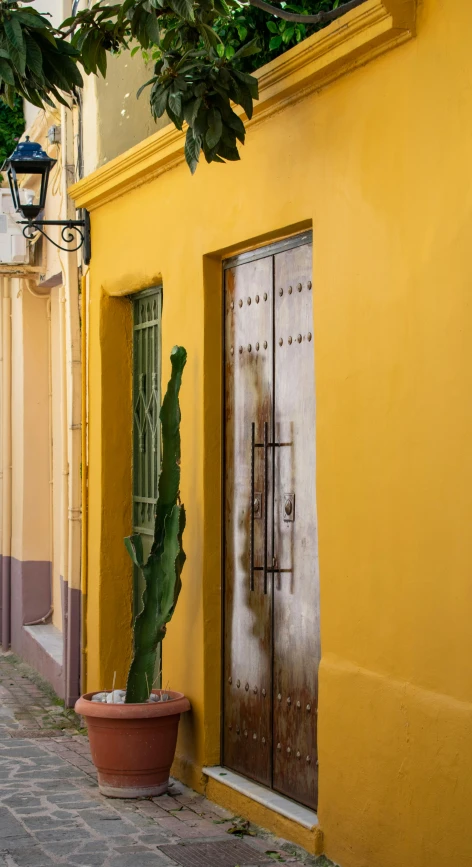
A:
220;230;314;779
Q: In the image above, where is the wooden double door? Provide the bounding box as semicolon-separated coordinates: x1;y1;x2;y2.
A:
223;233;321;810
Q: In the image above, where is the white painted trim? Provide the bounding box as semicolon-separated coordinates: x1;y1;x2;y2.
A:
202;766;318;830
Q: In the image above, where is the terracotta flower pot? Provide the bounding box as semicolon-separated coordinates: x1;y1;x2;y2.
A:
75;690;190;798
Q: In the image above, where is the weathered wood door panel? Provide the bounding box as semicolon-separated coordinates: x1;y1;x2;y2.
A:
272;245;319;809
223;257;273;786
223;233;319;809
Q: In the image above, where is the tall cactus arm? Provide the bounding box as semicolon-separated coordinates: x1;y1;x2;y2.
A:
152;346;187;555
126;504;186;703
124;345;187;704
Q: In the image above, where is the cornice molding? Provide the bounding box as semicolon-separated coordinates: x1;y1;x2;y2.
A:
70;0;416;211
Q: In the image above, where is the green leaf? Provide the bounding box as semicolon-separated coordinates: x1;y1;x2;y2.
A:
168;0;195;19
35;28;56;48
216;139;240;162
165;101;183;129
55;53;84;89
24;33;43;80
2;84;16;109
42;53;79;93
145;12;160;44
0;57;15;87
184;126;201;174
198;22;220;51
232;68;259;98
225;110;245;144
231;37;260;60
167;88;183;118
137;76;156;99
266;21;278;33
96;45;107;78
80;30;102;74
193;102;209;137
282;26;295;43
4;16;25;56
231;80;253;119
183;96;202;125
150;84;168;118
206;107;222;149
14;11;49;29
160;28;176;51
269;35;283;50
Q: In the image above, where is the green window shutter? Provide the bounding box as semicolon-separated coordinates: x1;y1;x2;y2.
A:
132;287;162;621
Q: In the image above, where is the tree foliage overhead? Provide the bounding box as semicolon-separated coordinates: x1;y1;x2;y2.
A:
0;0;362;172
212;1;346;73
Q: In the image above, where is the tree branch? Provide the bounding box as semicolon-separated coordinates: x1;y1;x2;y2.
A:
247;0;366;25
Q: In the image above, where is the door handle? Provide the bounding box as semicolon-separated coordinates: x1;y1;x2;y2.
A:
263;421;269;595
249;420;269;594
250;423;293;590
250;422;255;592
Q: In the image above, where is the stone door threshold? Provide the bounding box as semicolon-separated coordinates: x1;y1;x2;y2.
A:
202;766;318;830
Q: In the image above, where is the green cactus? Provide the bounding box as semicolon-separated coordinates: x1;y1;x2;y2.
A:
124;345;187;703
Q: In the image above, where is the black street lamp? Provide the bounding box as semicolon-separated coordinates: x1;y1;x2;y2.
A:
3;136;91;264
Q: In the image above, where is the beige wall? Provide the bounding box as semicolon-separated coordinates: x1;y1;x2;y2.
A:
83;50;169;175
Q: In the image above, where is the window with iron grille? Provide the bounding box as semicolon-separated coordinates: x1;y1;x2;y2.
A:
132;286;162;625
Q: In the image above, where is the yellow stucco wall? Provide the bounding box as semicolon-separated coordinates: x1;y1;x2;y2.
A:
72;1;472;864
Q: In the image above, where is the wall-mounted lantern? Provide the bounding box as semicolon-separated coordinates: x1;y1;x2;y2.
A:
3;136;91;264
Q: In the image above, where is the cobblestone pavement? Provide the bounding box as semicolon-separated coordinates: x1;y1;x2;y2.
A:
0;653;333;867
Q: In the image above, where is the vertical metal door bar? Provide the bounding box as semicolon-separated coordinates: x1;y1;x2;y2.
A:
263;420;269;595
250;421;255;592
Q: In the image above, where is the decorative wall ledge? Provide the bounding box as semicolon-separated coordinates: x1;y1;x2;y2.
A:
70;0;416;211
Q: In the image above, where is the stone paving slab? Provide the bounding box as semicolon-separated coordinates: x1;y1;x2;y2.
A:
0;652;333;867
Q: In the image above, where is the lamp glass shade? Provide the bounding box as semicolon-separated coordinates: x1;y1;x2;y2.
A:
2;136;57;220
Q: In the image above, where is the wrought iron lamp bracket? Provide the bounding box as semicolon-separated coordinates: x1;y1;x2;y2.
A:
18;210;91;264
